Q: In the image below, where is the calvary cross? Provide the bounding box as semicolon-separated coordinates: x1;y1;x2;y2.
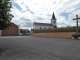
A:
73;15;80;34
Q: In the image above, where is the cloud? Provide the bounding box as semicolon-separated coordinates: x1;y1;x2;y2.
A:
36;17;44;20
19;17;33;28
10;0;80;30
20;17;31;21
22;22;33;27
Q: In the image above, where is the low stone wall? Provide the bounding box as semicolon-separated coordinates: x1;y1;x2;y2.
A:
29;32;75;39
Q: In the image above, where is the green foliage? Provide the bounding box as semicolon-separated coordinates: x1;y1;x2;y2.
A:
23;31;26;33
72;33;80;38
27;31;30;33
33;27;80;33
0;0;14;30
20;29;22;33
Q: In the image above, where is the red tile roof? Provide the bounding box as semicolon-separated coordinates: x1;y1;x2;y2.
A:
34;22;53;26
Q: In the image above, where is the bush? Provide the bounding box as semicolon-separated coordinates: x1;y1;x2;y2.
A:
33;26;80;33
72;33;80;38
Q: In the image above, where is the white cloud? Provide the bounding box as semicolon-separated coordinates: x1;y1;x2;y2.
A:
11;0;80;30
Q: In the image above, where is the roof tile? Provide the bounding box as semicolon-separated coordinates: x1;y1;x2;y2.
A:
34;22;53;26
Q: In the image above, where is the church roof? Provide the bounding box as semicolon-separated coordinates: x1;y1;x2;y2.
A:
34;22;53;26
51;12;57;20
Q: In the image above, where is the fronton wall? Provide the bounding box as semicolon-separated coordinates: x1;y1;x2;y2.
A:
29;32;74;39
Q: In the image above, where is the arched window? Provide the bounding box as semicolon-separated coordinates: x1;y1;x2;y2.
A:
51;20;52;23
44;27;46;29
54;21;55;23
40;27;41;29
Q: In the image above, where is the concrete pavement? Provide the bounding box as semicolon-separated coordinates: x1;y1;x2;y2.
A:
0;36;80;60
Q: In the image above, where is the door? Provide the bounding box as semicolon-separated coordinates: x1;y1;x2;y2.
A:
0;30;1;36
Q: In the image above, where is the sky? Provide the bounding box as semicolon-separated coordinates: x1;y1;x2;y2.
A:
10;0;80;30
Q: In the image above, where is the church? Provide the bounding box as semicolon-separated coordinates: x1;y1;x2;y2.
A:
33;12;57;29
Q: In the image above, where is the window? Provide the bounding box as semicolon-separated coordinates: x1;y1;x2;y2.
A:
54;21;56;23
51;20;52;23
40;27;41;29
44;27;46;29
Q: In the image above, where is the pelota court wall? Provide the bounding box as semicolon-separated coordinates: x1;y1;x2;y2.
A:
29;32;75;39
1;23;19;36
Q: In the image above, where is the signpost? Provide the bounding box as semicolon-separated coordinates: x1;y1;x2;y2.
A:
73;15;80;34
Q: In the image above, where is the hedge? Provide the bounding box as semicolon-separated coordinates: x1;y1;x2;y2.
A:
33;26;80;33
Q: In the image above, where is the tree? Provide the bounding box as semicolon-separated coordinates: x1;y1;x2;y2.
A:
0;0;14;30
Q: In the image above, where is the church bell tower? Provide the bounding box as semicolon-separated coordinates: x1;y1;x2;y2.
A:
51;12;57;28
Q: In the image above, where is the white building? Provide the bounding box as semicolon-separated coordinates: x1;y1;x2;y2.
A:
33;12;57;29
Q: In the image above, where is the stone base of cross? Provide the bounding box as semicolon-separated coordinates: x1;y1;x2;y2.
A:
73;15;80;34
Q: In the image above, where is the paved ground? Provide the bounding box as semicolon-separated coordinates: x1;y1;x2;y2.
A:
0;36;80;60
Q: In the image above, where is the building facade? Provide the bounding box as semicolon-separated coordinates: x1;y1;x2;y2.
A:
33;12;57;29
0;22;19;36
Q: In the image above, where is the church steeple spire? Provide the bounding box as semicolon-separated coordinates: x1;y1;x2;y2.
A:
51;12;56;20
51;12;57;27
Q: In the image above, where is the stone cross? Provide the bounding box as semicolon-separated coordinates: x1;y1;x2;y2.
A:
73;15;80;34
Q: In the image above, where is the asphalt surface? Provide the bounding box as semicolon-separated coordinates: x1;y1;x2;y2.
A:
0;36;80;60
